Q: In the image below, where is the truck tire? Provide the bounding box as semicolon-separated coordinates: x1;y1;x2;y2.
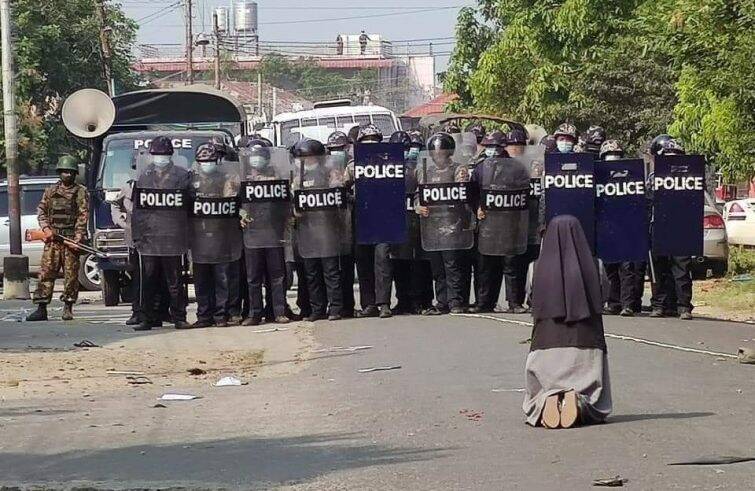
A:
77;253;102;291
101;270;121;306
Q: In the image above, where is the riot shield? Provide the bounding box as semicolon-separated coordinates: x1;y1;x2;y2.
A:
452;132;480;167
188;160;243;264
544;152;596;250
389;159;422;260
131;155;191;256
417;151;475;252
477;157;531;256
353;142;407;245
595;158;649;263
292;153;350;259
239;147;292;249
516;145;546;246
651;154;704;257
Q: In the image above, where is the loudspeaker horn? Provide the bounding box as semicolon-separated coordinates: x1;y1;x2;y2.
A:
62;89;116;139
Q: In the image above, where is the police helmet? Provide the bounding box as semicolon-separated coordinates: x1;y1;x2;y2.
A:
357;124;383;143
426;132;456;152
245;138;272;149
441;123;461;134
409;132;425;149
553;123;578;141
650;134;674;155
148;136;175;156
481;130;507;147
195;143;220;163
250;135;273;147
659;138;685;155
56;155;79;173
389;130;412;150
326;131;350;149
599;140;624;160
506;128;528;146
248;144;271;159
347;125;361;143
465;122;487;143
540;134;557;153
586;125;607;146
293;138;326;158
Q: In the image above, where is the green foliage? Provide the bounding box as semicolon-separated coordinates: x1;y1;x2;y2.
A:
0;0;138;174
728;246;755;276
445;1;754;175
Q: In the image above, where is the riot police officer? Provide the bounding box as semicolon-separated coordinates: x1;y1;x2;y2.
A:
132;136;192;330
26;155;89;322
326;130;357;317
292;138;346;321
648;135;694;319
416;133;474;314
583;126;607;155
599;140;645;316
554;123;578;153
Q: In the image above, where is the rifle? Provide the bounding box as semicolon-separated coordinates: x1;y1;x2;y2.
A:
25;229;110;259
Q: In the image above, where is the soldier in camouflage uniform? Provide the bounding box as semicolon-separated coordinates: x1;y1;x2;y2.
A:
27;155;89;322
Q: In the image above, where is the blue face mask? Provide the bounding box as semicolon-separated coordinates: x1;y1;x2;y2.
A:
250;156;268;169
199;162;219;174
484;147;498;158
152;155;171;168
557;141;574;153
406;147;420;160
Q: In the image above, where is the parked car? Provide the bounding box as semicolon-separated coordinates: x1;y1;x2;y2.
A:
0;176;100;290
691;194;729;278
723;198;755;247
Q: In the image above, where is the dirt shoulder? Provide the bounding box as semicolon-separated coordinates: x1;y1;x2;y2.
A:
693;278;755;323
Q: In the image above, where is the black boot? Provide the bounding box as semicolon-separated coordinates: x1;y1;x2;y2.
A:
26;304;48;322
62;302;74;321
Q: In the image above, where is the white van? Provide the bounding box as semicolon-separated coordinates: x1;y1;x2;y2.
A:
269;100;402;147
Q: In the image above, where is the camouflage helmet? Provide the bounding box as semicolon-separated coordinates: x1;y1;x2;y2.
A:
357;124;383;143
586;125;607;146
195;143;220;163
56;155;79;173
599;140;624;160
148;136;175;156
326;130;350;149
553;123;578;140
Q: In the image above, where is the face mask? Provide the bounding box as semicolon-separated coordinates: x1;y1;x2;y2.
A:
407;147;420;160
152;155;171;168
557;141;574;153
484;147;499;158
250;156;268;169
329;151;347;166
200;162;218;174
604;154;622;161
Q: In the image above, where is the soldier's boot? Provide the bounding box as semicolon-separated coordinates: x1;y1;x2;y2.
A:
26;304;48;322
62;302;74;321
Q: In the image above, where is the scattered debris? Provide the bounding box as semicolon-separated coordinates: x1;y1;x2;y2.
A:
215;376;243;387
250;327;289;334
459;409;484;422
357;365;401;373
0;309;30;322
518;338;532;345
187;368;207;376
491;388;525;393
592;476;627;487
126;376;153;385
160;393;201;401
73;340;100;348
737;347;755;364
153;403;166;408
312;345;373;353
107;370;145;376
668;456;755;466
730;274;753;282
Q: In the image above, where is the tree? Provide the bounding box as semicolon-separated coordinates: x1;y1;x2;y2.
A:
0;0;138;173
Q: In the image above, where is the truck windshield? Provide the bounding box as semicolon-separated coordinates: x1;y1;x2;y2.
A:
99;134;219;189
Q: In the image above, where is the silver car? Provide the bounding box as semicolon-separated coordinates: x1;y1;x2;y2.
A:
0;177;100;290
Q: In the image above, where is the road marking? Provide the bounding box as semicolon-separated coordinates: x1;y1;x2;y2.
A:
451;313;739;360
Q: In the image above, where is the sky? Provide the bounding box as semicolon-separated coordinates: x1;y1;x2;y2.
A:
120;0;478;71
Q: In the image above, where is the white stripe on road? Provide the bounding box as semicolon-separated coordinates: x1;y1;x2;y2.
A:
451;313;739;360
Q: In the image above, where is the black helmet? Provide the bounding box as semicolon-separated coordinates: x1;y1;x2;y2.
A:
409;132;425;149
347;125;361;143
148;136;174;156
441;123;461;134
540;134;557;153
586;125;607;146
293;138;326;158
481;130;506;147
650;134;674;155
659;138;685;155
507;128;528;146
357;124;383;143
195;143;220;163
245;138;272;149
426;132;456;152
248;144;271;159
389;130;412;150
326;131;350;149
465;122;487;143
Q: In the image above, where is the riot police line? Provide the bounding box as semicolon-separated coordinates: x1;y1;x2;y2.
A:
117;123;703;331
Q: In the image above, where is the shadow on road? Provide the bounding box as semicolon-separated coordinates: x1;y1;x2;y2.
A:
609;411;715;424
0;432;454;488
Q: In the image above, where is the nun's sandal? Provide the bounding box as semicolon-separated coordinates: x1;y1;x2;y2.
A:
541;394;561;429
559;390;579;428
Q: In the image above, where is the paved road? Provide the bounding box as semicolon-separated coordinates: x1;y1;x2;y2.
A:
0;300;753;490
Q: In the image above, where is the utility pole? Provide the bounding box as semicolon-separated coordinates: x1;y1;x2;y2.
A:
95;0;113;95
184;0;194;85
257;71;262;116
1;0;29;299
213;12;221;90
